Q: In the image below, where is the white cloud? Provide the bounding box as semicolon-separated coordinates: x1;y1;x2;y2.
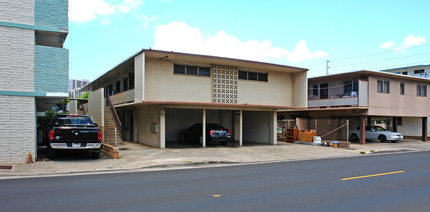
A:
404;34;426;46
135;14;159;29
69;0;143;24
395;34;426;51
379;41;395;48
153;21;327;63
286;40;329;62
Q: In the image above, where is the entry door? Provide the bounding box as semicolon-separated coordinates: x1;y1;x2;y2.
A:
320;83;328;99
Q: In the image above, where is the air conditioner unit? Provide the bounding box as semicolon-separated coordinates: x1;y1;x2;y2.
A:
351;91;357;97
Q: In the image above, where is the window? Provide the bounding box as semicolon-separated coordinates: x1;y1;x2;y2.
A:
414;69;424;74
174;64;211;77
377;80;390;93
114;81;121;93
248;72;258;80
417;84;427;96
400;83;405;95
402;71;408;75
238;70;268;82
343;80;358;95
312;85;319;96
122;73;134;91
174;64;185;74
258;73;268;81
239;71;247;79
199;67;210;76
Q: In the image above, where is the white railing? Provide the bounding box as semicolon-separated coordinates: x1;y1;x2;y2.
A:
308;97;358;108
110;89;135;105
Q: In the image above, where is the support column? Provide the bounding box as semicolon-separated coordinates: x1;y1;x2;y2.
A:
272;111;277;145
360;115;366;144
202;109;206;147
239;110;243;146
392;117;398;132
367;116;372;126
160;107;165;148
422;117;428;142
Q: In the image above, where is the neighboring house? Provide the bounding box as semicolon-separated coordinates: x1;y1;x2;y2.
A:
81;49;308;148
281;70;430;144
0;0;69;162
381;64;430;79
68;79;90;98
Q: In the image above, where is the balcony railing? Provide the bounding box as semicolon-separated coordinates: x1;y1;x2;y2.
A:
110;89;135;105
308;96;358;108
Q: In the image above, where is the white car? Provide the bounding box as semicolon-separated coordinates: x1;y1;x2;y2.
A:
350;126;403;143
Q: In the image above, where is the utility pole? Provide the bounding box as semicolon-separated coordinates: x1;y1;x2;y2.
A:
326;60;329;75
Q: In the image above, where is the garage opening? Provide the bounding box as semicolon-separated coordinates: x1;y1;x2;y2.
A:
242;111;273;146
165;108;237;148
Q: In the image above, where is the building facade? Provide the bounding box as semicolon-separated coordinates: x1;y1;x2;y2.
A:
69;79;90;98
0;0;69;162
381;64;430;79
82;49;308;148
284;70;430;143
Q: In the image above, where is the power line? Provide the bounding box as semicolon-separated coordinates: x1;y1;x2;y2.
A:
331;43;430;62
330;52;430;68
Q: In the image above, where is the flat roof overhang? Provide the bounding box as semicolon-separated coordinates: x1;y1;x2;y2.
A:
278;107;369;117
114;100;307;111
82;49;308;92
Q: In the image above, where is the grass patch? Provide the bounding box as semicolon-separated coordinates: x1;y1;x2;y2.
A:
370;150;375;153
360;151;366;154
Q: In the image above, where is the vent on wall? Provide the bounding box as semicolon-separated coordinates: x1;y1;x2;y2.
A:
212;65;238;104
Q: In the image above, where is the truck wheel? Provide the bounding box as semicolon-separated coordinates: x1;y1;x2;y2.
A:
91;149;100;159
379;135;387;143
351;134;358;142
47;145;56;159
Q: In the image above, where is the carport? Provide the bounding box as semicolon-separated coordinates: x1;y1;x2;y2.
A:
164;107;276;148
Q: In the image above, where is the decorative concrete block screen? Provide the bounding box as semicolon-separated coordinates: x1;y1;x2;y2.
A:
211;65;238;104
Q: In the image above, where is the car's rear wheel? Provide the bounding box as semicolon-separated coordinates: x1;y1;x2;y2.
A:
351;133;358;142
379;135;387;143
91;149;100;159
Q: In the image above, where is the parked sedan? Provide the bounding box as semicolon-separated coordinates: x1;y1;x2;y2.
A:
350;126;403;143
180;123;231;145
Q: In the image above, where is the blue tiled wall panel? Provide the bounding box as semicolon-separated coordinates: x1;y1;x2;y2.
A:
35;0;68;30
35;45;69;93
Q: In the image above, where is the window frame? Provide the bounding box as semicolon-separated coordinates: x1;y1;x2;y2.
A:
377;80;390;94
174;64;211;77
417;84;427;97
400;82;405;95
238;70;268;82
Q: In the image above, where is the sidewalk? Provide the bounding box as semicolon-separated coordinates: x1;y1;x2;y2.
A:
1;139;430;179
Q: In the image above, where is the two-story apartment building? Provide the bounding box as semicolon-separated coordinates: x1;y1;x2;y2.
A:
81;49;308;148
0;0;69;162
381;64;430;79
283;70;430;144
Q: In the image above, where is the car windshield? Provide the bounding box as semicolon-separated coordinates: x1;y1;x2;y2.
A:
54;116;93;125
374;126;386;131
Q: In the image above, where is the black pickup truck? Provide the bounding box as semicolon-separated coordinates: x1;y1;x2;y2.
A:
48;114;102;159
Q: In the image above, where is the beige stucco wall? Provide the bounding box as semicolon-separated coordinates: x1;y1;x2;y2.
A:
238;71;293;106
145;59;212;103
291;71;307;107
367;76;430;117
136;104;161;147
397;117;430;137
88;88;104;126
144;58;303;107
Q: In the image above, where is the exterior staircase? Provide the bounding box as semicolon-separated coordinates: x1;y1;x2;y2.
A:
103;106;123;146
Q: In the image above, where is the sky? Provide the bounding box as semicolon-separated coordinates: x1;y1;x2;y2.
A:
65;0;430;81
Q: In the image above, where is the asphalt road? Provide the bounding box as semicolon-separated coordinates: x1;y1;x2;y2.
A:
1;151;430;212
